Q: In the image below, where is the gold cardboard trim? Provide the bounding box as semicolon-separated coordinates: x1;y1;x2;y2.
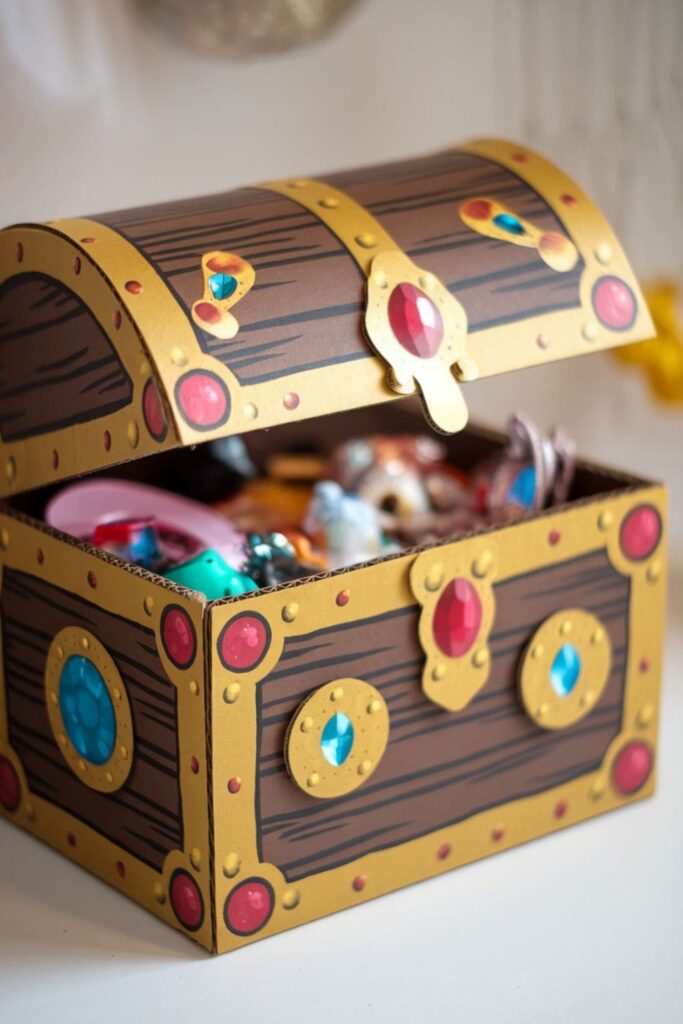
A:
44;626;134;793
459;195;579;272
284;677;390;799
518;609;612;730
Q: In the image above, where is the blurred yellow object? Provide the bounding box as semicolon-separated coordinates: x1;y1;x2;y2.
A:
612;282;683;403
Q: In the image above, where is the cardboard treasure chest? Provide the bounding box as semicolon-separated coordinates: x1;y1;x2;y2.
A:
0;140;666;954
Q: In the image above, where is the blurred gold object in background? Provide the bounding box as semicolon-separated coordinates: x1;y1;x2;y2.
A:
612;283;683;404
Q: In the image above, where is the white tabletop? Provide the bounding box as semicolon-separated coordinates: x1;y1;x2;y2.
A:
1;573;681;1024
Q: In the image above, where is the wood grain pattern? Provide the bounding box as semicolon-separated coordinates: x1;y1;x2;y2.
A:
256;550;628;881
95;151;583;386
0;273;133;440
1;569;182;869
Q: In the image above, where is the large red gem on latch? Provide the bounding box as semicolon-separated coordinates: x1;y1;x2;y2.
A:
387;283;444;358
619;504;662;561
432;577;482;658
592;276;637;330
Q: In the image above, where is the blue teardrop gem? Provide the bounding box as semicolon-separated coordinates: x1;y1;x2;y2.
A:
550;644;582;697
321;712;354;766
59;655;116;764
208;273;238;300
494;212;526;236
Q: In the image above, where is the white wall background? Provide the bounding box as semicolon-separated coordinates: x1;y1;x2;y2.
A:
1;0;681;561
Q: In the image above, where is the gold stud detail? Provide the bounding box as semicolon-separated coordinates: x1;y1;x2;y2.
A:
80;636;90;651
582;322;598;341
637;703;655;728
288;179;307;189
127;420;139;449
432;663;447;682
580;690;595;708
113;687;121;701
153;881;166;903
331;686;344;702
105;770;113;784
418;272;436;291
307;772;320;788
472;551;493;578
282;602;299;623
120;745;128;760
531;644;544;660
355;232;377;249
282;888;300;910
59;732;67;746
367;699;381;715
536;702;550;719
223;853;241;878
170;346;188;367
372;269;388;289
139;359;150;377
300;716;314;733
358;759;372;776
49;691;58;705
424;563;444;592
26;802;36;822
595;243;613;265
646;560;662;583
319;196;339;209
4;457;16;483
560;620;572;636
0;528;9;550
189;679;200;697
243;402;258;421
223;682;241;704
591;627;605;644
598;510;613;530
455;357;480;381
190;848;202;870
143;595;154;615
472;648;488;668
589;777;606;800
78;758;86;772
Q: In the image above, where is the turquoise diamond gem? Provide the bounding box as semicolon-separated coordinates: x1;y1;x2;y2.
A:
494;212;526;236
550;644;581;697
59;655;116;764
508;465;536;507
321;712;354;766
208;272;237;300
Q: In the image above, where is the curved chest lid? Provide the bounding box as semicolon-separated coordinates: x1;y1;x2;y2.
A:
0;138;652;497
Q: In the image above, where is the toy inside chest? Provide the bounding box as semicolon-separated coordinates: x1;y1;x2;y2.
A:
0;140;666;953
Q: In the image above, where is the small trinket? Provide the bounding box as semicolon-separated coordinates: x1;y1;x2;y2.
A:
303;480;395;570
471;413;576;519
243;531;318;588
165;549;258;599
92;517;161;570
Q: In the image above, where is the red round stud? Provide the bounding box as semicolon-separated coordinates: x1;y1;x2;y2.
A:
554;800;568;819
612;741;653;796
87;571;97;589
161;605;197;669
387;283;444;359
194;301;221;324
51;449;59;470
16;242;24;263
80;236;96;244
0;757;20;812
103;430;112;452
218;613;270;672
142;378;168;442
336;589;350;607
116;860;126;878
352;875;367;892
283;392;300;411
592;276;637;331
224;878;274;936
227;777;241;794
73;256;81;275
462;199;492;220
432;577;482;658
511;151;528;163
548;530;561;546
620;504;662;562
639;657;650;674
113;310;122;330
67;831;76;847
190;756;199;775
491;826;505;842
436;842;451;861
170;869;204;931
175;370;230;431
125;280;142;295
561;194;577;207
536;334;550;350
36;549;44;565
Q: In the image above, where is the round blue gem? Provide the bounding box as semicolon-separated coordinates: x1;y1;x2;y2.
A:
59;655;116;765
321;712;354;767
550;644;581;697
508;465;536;507
208;272;237;301
493;212;526;236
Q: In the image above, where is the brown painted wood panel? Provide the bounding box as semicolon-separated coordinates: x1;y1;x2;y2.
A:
256;550;628;881
0;273;133;440
95;151;583;386
1;569;182;869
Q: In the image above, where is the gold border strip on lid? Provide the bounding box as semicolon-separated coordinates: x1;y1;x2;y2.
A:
259;179;470;434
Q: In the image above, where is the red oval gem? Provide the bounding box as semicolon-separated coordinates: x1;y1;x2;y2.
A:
462;199;491;220
194;301;221;324
225;878;273;936
620;504;662;561
283;392;300;411
0;756;20;812
142;378;167;442
592;276;636;330
125;280;142;295
387;283;443;359
161;605;197;668
175;371;230;430
433;577;482;658
352;874;367;892
170;869;204;931
612;741;653;795
227;777;241;794
218;613;270;672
